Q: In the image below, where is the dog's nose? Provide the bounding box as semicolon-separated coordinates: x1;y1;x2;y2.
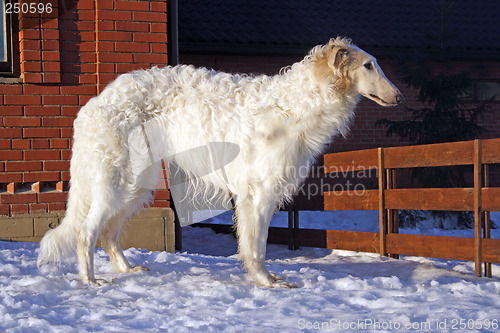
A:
396;93;404;104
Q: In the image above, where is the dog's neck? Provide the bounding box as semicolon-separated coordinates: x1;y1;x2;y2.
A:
276;63;361;158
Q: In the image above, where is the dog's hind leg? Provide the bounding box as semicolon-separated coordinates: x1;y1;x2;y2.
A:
234;192;297;288
77;200;113;286
101;205;150;274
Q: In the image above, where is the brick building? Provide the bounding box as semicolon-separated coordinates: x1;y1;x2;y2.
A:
1;0;500;218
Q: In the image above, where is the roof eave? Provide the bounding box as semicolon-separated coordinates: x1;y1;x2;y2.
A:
180;42;500;61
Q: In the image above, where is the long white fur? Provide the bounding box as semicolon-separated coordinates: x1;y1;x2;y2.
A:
37;37;402;287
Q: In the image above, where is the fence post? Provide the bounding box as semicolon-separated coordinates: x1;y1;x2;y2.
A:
287;205;300;250
483;164;492;277
378;148;387;256
474;139;482;277
387;169;399;259
288;205;295;250
294;208;299;250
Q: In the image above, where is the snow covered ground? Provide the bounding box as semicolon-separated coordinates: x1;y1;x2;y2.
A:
1;211;500;332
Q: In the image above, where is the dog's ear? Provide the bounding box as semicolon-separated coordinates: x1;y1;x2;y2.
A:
328;47;349;70
328;46;351;92
311;41;350;90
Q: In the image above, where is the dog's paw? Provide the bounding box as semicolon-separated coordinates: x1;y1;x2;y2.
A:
130;265;150;272
85;278;111;287
270;281;298;288
116;265;150;273
256;273;298;288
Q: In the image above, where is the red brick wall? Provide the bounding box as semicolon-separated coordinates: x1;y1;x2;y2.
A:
0;0;169;215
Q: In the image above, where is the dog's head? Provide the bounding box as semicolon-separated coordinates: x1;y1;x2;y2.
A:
311;37;404;106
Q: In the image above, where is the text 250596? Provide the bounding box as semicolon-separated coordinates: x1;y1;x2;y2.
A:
5;2;53;15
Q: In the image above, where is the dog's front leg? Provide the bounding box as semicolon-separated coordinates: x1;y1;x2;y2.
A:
234;194;297;288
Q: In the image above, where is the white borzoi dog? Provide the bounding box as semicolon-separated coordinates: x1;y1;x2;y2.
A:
38;37;403;287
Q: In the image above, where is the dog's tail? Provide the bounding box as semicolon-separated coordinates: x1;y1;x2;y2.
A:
37;187;87;268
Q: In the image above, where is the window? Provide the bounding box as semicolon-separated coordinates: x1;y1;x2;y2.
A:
0;0;19;77
463;81;500;102
477;82;500;101
0;3;6;61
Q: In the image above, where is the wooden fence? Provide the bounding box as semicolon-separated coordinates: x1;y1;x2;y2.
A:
197;138;500;278
282;138;500;278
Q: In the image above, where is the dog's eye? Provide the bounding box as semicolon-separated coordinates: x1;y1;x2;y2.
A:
364;63;373;70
